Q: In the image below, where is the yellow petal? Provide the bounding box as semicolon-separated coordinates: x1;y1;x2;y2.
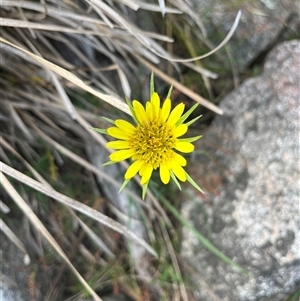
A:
115;119;136;135
132;100;147;123
109;149;135;162
160;164;170;184
174;124;188;137
166;160;172;170
174;153;187;166
161;98;171;122
107;127;130;140
125;160;143;179
151;92;160;118
139;164;146;176
145;101;154;119
140;165;153;184
175;141;194;153
167;103;185;126
106;140;130;149
171;162;187;182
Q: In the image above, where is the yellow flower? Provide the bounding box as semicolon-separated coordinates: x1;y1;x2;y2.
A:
92;76;203;198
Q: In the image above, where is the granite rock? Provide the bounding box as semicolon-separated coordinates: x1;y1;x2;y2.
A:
0;233;30;301
181;40;300;301
190;0;299;70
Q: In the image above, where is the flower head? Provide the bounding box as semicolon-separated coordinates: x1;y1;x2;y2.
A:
93;75;203;198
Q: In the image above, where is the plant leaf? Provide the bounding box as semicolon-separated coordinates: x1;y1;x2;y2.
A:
166;84;173;100
185;115;202;126
101;116;115;125
179;135;202;143
119;179;130;193
176;103;199;126
90;127;108;134
186;172;204;193
150;72;155;97
170;171;182;190
125;97;138;124
102;161;117;166
142;182;149;199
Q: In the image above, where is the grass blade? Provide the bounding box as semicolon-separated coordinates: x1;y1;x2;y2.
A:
0;171;103;301
0;37;131;115
0;162;157;258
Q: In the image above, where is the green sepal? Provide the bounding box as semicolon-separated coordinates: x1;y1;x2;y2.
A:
142;182;149;199
90;127;108;134
170;171;182;191
150;72;155;97
125;97;134;115
119;179;130;193
101;116;115;125
176;103;199;126
186;172;204;193
185;115;202;126
179;135;202;143
102;161;118;166
167;85;173;98
166;84;173;100
125;97;138;124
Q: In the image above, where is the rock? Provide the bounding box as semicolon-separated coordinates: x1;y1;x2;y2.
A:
0;233;30;301
190;0;299;71
181;40;300;301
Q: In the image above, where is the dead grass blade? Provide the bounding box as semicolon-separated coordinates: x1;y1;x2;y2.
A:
168;0;207;38
8;105;34;140
0;171;103;301
0;37;131;115
1;0;106;25
138;10;242;63
0;146;12;166
67;208;115;258
159;218;188;301
0;200;10;214
0;162;157;258
158;0;166;16
182;62;218;79
1;136;115;259
136;55;223;115
132;1;182;14
0;17;111;35
0;218;30;260
0;137;50;186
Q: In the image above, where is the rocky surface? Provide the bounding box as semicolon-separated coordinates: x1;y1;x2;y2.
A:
181;40;300;301
0;233;31;301
190;0;299;71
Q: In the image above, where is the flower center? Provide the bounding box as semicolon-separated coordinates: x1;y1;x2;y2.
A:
130;118;176;169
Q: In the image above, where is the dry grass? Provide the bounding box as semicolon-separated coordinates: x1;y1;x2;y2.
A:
0;1;241;300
